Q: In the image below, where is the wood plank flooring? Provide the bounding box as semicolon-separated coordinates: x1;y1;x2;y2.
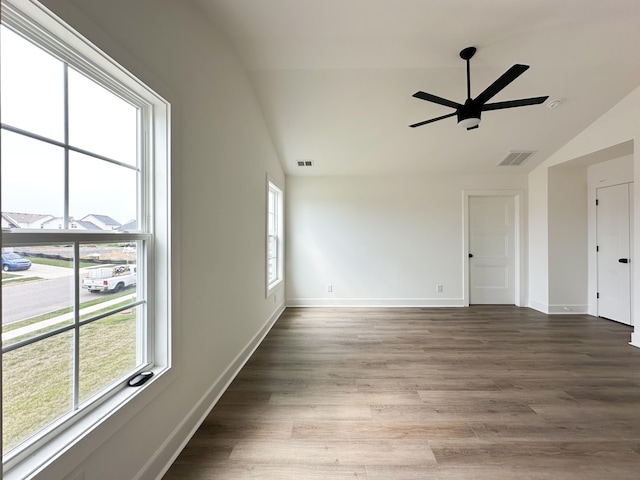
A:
163;306;640;479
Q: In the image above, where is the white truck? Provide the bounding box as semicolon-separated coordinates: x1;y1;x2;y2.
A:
82;264;136;293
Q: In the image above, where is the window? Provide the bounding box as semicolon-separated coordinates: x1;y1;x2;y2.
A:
266;179;284;295
1;0;170;473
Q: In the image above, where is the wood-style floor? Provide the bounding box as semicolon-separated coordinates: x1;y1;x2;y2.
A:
163;306;640;479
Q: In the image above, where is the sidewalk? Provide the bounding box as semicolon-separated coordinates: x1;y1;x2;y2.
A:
2;293;136;342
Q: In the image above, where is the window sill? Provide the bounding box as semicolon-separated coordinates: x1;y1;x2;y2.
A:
4;365;175;480
266;278;283;299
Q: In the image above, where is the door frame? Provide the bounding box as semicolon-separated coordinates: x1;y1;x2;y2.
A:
463;190;525;307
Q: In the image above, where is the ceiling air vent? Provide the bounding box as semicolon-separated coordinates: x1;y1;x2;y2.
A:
296;160;314;167
498;150;536;167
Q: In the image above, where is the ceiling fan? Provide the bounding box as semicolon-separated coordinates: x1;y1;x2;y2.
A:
410;46;548;130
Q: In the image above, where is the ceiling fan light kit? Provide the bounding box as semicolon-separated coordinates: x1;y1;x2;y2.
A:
458;116;480;129
410;46;548;130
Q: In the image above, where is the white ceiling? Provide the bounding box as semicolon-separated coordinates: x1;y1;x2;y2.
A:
193;0;640;176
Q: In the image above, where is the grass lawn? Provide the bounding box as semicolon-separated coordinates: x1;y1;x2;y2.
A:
1;276;43;285
2;297;139;453
29;257;95;269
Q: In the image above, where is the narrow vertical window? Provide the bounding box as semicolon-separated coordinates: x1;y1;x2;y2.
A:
266;179;284;295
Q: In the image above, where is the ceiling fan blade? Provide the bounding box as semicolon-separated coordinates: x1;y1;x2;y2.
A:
409;111;457;128
412;91;462;110
474;64;529;105
482;96;549;111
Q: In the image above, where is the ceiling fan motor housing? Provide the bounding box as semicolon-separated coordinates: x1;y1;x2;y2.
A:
457;99;481;127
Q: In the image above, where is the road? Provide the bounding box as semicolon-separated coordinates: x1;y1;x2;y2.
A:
2;264;100;324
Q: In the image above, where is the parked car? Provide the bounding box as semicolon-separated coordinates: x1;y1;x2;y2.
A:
2;252;32;272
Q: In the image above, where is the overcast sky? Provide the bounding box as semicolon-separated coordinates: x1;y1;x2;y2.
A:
1;25;138;225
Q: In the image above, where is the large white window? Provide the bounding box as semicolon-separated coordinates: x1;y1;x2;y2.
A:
266;179;284;295
1;0;171;474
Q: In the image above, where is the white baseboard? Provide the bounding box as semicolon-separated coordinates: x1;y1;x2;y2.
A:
286;297;465;307
630;331;640;349
547;304;589;314
139;302;286;480
528;299;549;314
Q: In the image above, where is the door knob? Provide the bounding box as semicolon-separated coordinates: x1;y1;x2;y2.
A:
618;258;630;264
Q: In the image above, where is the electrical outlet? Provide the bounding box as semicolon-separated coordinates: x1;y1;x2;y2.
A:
436;284;443;293
327;284;333;293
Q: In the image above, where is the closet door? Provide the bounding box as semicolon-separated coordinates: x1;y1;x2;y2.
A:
597;183;632;325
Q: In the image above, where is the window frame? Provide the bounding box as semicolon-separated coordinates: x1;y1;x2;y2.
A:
1;1;173;477
266;177;284;297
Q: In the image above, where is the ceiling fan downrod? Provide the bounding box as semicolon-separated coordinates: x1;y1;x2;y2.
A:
459;46;476;100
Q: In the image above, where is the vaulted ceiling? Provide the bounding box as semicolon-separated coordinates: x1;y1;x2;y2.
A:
194;0;640;176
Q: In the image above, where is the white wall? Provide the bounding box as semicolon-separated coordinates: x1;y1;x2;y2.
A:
35;1;285;479
286;173;527;307
548;166;588;313
528;166;550;312
588;155;634;185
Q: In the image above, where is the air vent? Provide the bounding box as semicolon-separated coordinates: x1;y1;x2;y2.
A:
498;150;536;167
296;160;314;167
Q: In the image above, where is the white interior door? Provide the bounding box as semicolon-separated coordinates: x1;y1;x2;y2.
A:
469;196;515;304
597;183;632;325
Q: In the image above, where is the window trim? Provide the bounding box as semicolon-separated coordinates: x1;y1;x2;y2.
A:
266;176;284;297
1;1;174;477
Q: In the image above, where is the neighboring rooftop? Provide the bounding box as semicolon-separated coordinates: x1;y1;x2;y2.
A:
3;212;125;231
119;219;137;231
75;220;102;230
2;212;53;225
81;214;121;227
